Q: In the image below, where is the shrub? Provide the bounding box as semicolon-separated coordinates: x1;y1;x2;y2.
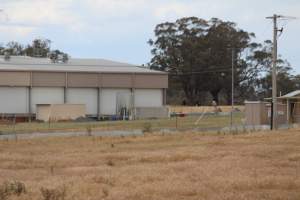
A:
106;160;115;167
0;180;26;200
102;188;109;197
142;122;152;133
40;185;66;200
4;181;26;196
0;188;8;200
86;125;93;136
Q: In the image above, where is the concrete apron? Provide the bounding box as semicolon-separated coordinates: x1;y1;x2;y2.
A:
0;123;296;141
0;129;143;141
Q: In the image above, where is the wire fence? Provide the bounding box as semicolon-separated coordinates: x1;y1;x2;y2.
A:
0;110;246;135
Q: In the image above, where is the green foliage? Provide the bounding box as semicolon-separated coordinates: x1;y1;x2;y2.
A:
4;180;26;196
149;17;295;104
0;38;67;59
24;38;51;57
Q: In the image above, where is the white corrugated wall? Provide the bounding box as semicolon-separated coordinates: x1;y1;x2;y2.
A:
31;87;64;113
100;89;131;115
0;87;164;116
134;89;163;107
0;87;29;114
66;88;98;115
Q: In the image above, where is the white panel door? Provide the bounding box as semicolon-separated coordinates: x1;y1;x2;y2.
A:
31;87;64;113
134;89;163;107
100;89;131;115
67;88;98;115
0;87;28;114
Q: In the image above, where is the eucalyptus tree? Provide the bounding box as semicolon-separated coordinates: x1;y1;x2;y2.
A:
149;17;266;104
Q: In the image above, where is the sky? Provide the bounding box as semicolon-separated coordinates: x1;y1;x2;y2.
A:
0;0;299;72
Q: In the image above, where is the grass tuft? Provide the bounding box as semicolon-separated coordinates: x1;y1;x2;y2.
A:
0;180;26;200
40;185;66;200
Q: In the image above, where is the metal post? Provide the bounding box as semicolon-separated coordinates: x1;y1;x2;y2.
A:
28;71;32;122
64;72;68;103
286;99;290;126
270;102;273;130
230;48;235;131
163;88;167;105
28;86;32;122
130;73;135;120
97;87;101;120
63;87;67;103
130;88;135;120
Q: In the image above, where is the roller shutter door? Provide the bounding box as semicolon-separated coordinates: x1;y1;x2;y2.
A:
31;87;64;113
66;88;98;115
134;89;163;107
0;87;29;114
100;89;131;115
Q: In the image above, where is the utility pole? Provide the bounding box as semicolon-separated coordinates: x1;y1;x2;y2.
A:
266;14;281;130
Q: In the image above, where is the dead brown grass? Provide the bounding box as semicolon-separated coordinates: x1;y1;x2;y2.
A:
0;130;300;200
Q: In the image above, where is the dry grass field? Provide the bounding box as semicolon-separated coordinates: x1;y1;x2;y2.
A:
0;130;300;200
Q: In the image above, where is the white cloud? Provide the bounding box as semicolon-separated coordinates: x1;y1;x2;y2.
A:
83;0;148;18
0;0;85;34
3;0;75;25
154;2;190;19
0;0;299;69
0;25;35;40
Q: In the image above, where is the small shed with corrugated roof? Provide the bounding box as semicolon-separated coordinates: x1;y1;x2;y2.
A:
245;90;300;126
277;90;300;124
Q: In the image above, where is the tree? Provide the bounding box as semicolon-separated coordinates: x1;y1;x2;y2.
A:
5;41;24;55
256;60;295;98
292;75;300;89
149;17;265;104
203;18;255;103
148;17;209;104
0;38;68;61
24;38;51;57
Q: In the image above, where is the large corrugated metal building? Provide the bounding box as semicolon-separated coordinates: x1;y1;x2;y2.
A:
0;56;168;119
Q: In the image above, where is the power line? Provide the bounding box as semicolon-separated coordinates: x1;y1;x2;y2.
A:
169;67;233;76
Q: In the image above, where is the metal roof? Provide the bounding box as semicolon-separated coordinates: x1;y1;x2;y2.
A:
279;90;300;99
0;56;165;74
264;90;300;101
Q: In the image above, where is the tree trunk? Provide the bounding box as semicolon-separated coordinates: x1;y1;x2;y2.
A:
225;89;231;105
210;89;220;104
184;88;197;105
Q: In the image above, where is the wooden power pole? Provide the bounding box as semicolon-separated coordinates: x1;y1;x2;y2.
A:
266;14;297;130
266;14;280;130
